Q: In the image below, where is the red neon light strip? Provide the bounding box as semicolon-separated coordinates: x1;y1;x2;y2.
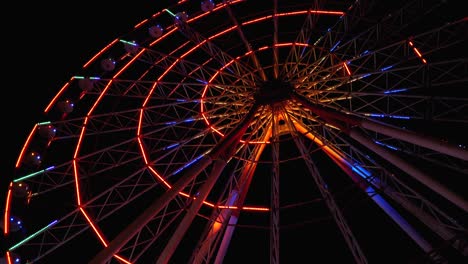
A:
44;82;71;113
242;9;343;26
408;40;427;64
80;207;108;247
148;167;171;188
114;254;132;264
3;183;12;235
343;62;352;75
74;51;145;205
15;124;37;168
73;47;148;255
241;206;270;211
133;18;149;29
79;208;132;263
29;1;250;257
73;160;82;205
83;38;120;68
185;0;245;25
76;7;346;248
5;251;12;264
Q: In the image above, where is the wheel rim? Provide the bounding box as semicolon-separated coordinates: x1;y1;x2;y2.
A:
3;1;467;263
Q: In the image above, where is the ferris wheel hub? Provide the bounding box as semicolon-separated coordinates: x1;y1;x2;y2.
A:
254;79;294;105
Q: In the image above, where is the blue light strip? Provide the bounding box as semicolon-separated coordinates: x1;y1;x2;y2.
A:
360;50;369;56
384;88;407;94
361;73;371;78
351;164;371;180
350;161;431;252
171;154;205;176
300;37;310;58
374;141;399;151
389;115;410;120
164;143;180;150
380;65;393;71
330;41;341;52
366;113;411;120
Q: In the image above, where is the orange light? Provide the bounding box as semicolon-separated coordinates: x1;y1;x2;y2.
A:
15;124;38;168
5;251;12;264
242;206;269;211
80;207;108;247
148;167;171;188
3;184;12;235
83;38;120;68
242;15;273;26
179;192;190;198
134;18;148;29
408;40;427;64
44;81;72;113
114;254;132;264
208;26;237;40
72;159;82;206
343;62;352;75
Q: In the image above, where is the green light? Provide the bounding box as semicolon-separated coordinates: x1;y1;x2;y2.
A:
37;121;51;126
164;8;176;17
13;166;55;182
119;39;137;46
9;220;58;251
73;76;101;80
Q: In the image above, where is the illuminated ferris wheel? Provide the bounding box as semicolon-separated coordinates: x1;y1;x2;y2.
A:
2;0;467;263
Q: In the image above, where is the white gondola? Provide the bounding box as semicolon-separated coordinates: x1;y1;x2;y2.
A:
100;58;116;71
174;12;188;27
37;124;56;140
201;0;215;12
78;78;94;91
124;41;139;55
149;24;164;38
57;99;74;114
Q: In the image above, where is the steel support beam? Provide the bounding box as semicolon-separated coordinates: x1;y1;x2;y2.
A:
296;121;467;257
294;122;444;260
360;119;468;161
89;155;213;264
156;159;227;263
213;130;271;263
350;129;468;213
292;93;468;212
292;93;468;161
287;117;368;264
89;105;259;264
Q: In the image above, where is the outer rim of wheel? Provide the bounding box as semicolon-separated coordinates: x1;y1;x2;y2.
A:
3;1;467;263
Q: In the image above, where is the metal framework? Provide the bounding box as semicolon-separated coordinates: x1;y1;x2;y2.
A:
2;0;467;263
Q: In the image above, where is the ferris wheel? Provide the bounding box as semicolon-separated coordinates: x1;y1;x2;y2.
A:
2;0;468;263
